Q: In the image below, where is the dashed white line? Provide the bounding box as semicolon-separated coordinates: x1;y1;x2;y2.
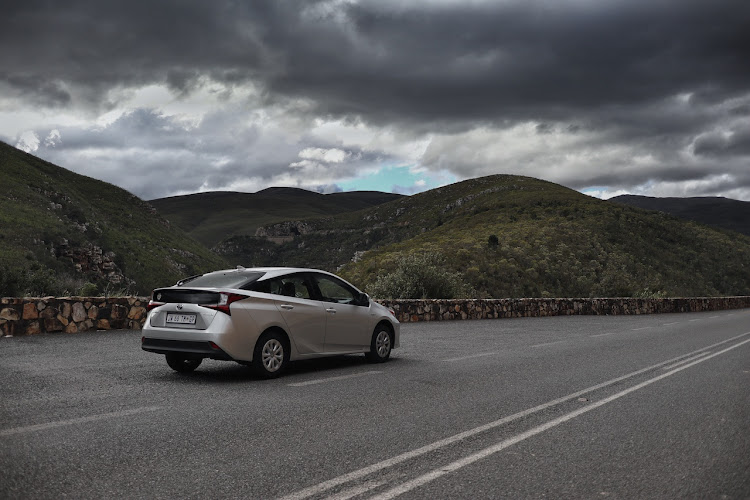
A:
590;332;617;338
442;352;497;362
689;319;702;322
662;322;679;326
632;327;652;331
0;406;162;437
287;371;382;387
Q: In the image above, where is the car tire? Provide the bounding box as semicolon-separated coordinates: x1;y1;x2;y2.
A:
253;331;289;378
165;353;202;373
365;324;393;363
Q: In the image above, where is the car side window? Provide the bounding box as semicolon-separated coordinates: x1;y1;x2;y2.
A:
314;275;357;304
252;275;312;299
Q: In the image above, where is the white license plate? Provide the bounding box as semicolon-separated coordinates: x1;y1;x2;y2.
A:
166;313;197;325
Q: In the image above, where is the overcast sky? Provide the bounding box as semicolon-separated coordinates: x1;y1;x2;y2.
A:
2;0;749;201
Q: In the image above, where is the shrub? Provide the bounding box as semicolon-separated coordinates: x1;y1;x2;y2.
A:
79;282;99;296
369;252;473;299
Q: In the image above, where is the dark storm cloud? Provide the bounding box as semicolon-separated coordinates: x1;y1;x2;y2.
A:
3;0;750;198
3;0;748;122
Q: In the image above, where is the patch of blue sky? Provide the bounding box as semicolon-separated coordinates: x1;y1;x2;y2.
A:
338;165;457;195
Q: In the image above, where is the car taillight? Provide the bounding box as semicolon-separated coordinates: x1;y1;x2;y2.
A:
201;292;246;315
147;291;164;312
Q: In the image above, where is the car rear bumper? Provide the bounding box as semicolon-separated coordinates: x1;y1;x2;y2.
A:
141;338;233;360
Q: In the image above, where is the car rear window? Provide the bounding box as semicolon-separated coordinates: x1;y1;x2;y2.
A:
178;271;265;289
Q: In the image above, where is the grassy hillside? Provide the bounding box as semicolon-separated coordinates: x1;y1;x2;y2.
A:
0;141;226;296
611;195;750;237
217;175;750;298
150;188;403;247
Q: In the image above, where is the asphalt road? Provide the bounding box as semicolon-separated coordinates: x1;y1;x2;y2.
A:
1;309;749;499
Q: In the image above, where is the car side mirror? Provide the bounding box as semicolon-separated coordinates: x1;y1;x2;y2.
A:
357;292;370;306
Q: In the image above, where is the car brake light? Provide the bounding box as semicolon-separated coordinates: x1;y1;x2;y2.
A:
202;292;246;315
147;300;164;312
147;291;164;312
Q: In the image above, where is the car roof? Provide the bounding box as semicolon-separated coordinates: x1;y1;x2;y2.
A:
206;267;336;279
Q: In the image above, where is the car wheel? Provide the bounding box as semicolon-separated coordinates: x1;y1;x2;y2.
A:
165;353;202;373
365;324;392;363
253;331;289;378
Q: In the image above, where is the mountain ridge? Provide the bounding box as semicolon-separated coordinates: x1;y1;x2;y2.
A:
610;194;750;237
150;188;403;247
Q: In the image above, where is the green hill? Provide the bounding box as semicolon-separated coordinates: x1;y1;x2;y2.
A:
150;188;403;247
0;141;226;296
217;175;750;298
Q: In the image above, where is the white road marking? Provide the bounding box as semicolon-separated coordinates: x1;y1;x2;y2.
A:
632;327;652;331
590;332;617;338
371;336;750;500
662;322;679;326
442;352;497;362
278;331;750;500
288;371;382;387
0;406;162;437
530;340;565;348
662;352;712;370
689;319;702;322
327;480;387;500
709;316;719;319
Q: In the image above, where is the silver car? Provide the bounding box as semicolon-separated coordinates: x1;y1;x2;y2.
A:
141;267;400;378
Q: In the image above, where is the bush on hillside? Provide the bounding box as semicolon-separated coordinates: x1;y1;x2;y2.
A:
368;252;473;299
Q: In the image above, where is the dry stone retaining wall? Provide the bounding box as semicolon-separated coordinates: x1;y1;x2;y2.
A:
377;297;750;323
0;296;148;336
1;296;749;336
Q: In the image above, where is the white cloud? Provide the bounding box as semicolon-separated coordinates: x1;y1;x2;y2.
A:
297;147;350;163
15;130;40;152
44;129;61;147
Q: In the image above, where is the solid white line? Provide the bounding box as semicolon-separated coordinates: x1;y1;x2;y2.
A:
661;352;712;370
372;337;750;500
0;406;162;437
590;332;617;338
442;352;497;362
288;371;382;387
327;480;387;500
277;331;750;500
530;341;565;348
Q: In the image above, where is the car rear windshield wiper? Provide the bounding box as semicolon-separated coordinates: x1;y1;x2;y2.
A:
175;274;202;286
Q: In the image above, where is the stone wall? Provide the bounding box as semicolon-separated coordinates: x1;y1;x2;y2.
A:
377;296;750;323
0;296;148;336
1;296;749;336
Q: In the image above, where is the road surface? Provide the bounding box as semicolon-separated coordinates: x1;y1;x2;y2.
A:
1;309;749;499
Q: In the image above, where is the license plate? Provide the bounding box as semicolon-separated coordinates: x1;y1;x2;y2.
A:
166;313;197;325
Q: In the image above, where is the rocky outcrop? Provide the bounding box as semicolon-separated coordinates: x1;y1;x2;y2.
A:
255;221;314;238
54;241;131;286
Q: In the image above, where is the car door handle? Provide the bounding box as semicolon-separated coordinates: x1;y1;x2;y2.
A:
326;308;336;314
280;304;294;310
